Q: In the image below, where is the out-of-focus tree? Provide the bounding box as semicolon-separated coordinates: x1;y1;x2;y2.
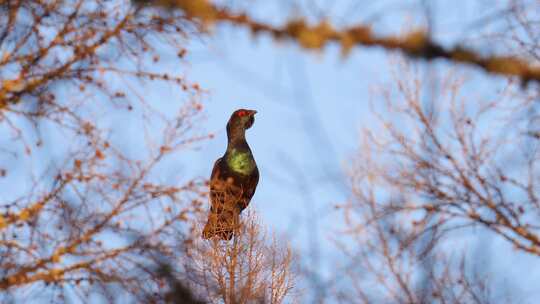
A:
336;54;537;302
0;0;206;302
486;0;540;62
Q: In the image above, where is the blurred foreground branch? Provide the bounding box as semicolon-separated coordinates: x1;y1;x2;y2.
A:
139;0;540;86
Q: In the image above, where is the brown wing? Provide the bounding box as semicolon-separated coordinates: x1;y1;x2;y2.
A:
238;166;259;211
209;157;223;212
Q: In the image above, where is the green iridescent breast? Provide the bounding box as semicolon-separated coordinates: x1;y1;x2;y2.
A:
226;149;256;175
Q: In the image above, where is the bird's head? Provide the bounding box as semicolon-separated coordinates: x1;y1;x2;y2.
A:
226;109;257;136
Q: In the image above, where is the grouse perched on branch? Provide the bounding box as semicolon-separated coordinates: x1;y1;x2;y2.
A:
203;109;259;240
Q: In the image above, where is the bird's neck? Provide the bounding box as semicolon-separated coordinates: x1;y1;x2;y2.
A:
226;129;248;151
226;139;249;153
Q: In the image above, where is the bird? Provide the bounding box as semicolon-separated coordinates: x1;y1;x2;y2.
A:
202;109;259;240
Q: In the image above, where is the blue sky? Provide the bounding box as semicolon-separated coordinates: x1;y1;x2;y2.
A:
176;0;540;301
1;0;539;302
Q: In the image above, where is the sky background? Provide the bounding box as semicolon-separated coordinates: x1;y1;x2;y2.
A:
156;0;539;301
156;0;540;301
1;0;539;302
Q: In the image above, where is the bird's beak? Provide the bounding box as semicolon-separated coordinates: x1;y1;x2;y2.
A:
249;110;257;116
